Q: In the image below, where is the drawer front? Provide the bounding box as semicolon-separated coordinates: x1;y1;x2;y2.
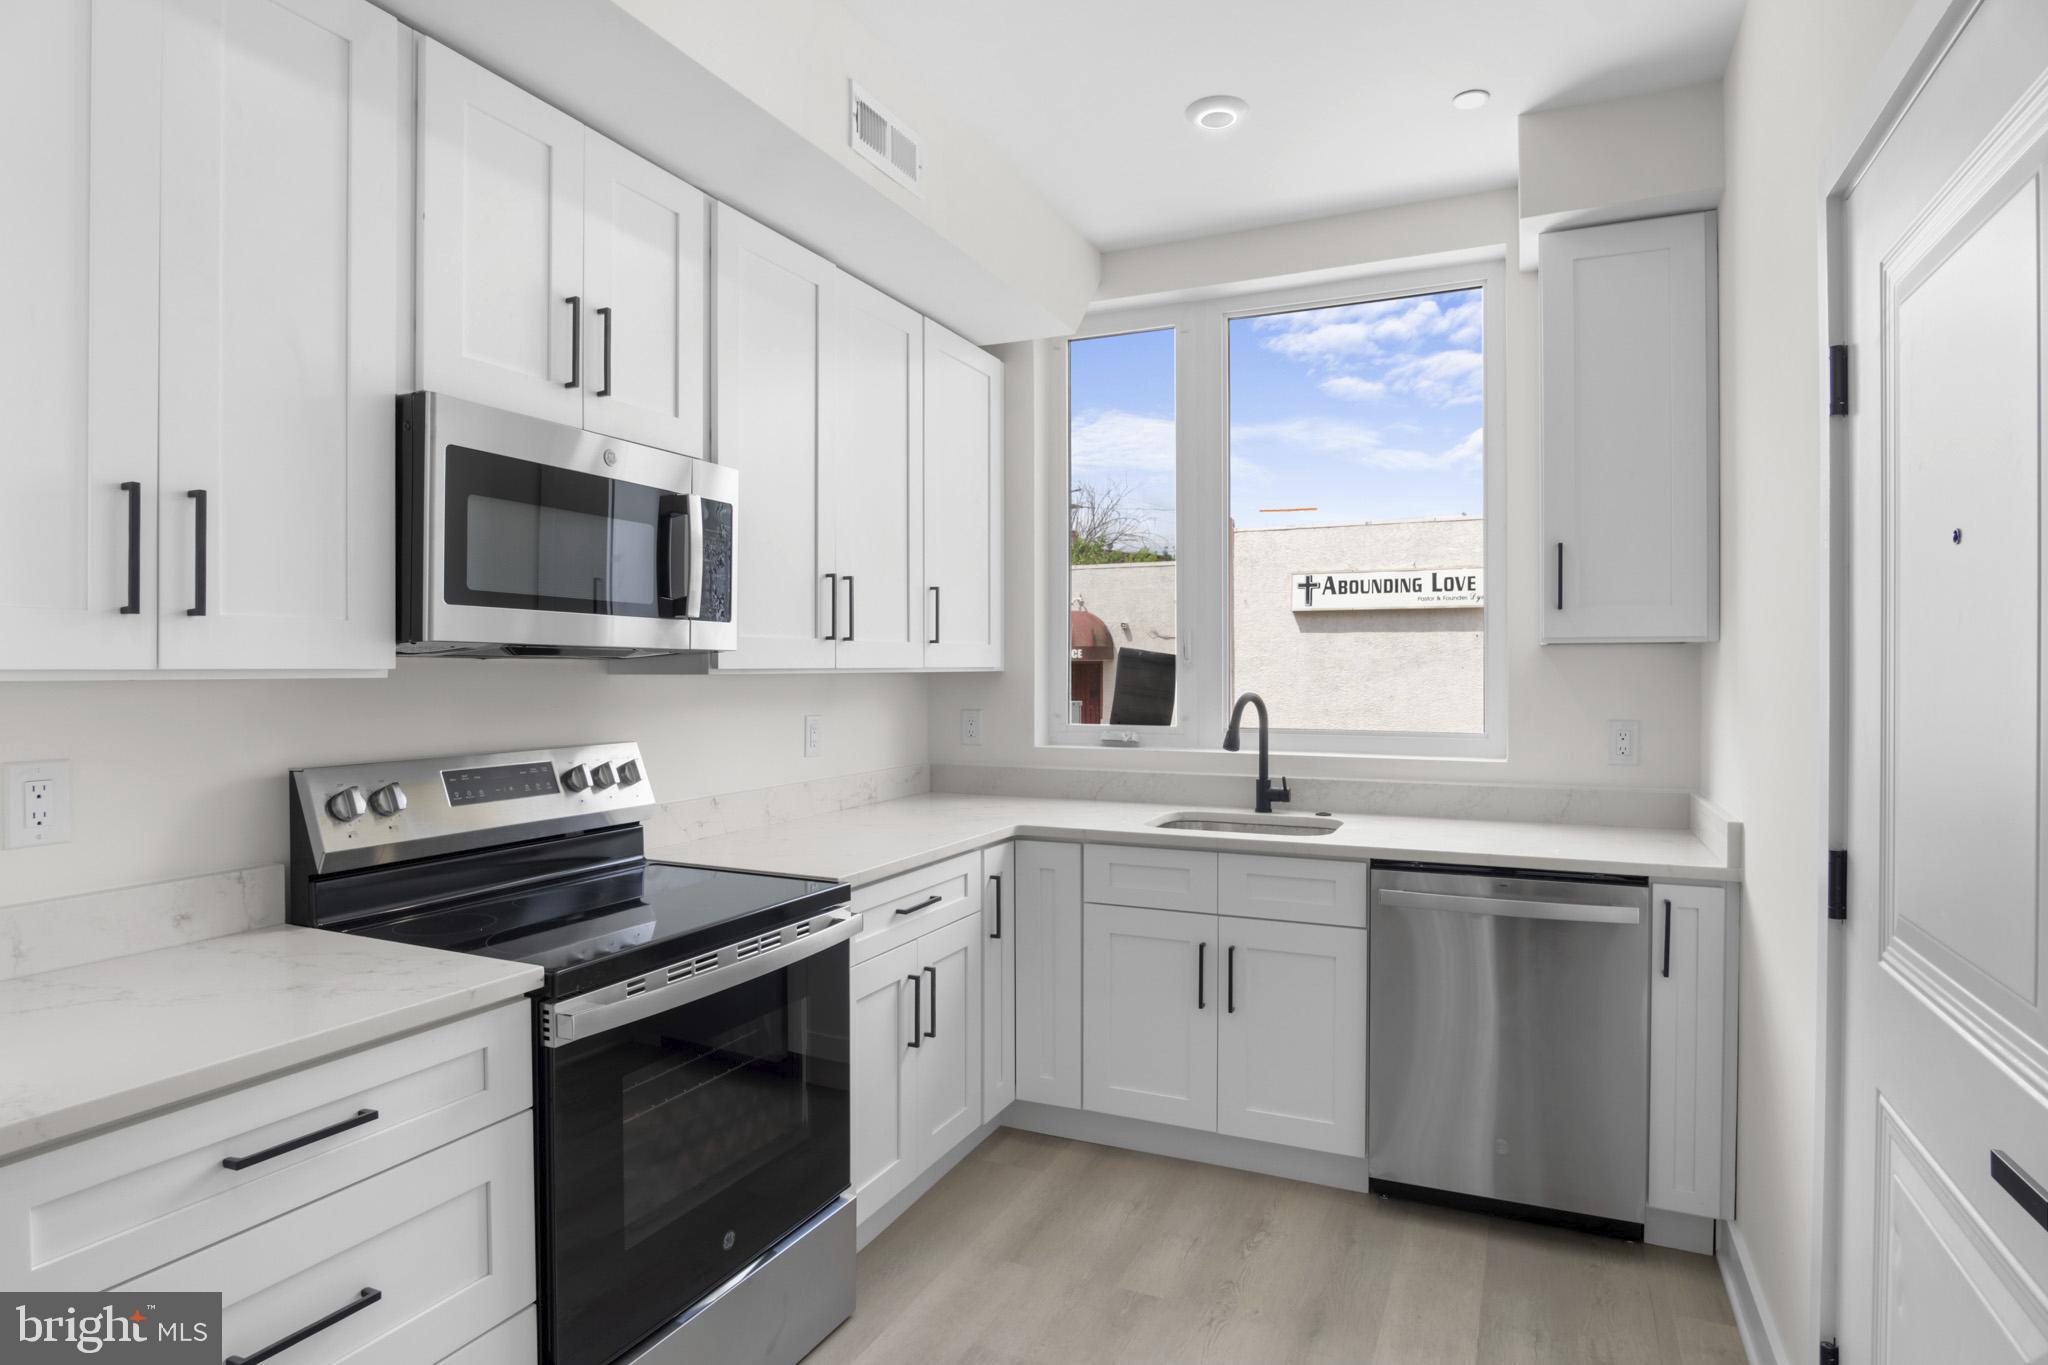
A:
1084;844;1218;914
441;1306;537;1365
2;1001;531;1291
1218;854;1369;929
121;1114;536;1365
851;852;982;964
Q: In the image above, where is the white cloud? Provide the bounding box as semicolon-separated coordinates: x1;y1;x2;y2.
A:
1070;408;1174;474
1319;375;1386;401
1232;417;1483;472
1384;349;1482;405
1249;291;1479;367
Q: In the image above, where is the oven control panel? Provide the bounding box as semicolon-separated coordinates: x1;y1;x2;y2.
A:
292;743;654;874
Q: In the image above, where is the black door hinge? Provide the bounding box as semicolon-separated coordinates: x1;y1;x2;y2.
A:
1827;849;1848;921
1820;1339;1840;1365
1829;345;1849;416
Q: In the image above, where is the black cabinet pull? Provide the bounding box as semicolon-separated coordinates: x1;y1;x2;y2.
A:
1993;1150;2048;1235
1197;941;1207;1010
222;1108;379;1171
895;893;943;917
564;296;581;388
824;572;838;639
924;965;938;1038
1556;542;1564;611
989;874;1002;939
844;575;855;641
187;490;208;616
119;481;141;614
1661;899;1673;978
907;973;921;1048
1227;944;1236;1014
930;585;941;644
594;305;613;396
225;1287;381;1365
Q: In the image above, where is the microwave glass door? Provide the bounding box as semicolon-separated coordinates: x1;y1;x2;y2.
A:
541;943;850;1365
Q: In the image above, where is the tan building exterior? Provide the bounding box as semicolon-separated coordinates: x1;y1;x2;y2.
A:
1070;517;1483;733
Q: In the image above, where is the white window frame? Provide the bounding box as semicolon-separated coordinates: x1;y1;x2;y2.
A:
1044;258;1508;759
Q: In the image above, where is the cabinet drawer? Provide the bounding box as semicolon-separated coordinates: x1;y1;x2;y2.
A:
851;852;982;964
121;1114;536;1365
1;1001;531;1291
440;1306;536;1365
1084;844;1217;914
1218;854;1369;929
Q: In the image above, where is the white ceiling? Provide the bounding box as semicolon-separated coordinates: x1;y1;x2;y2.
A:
841;0;1744;251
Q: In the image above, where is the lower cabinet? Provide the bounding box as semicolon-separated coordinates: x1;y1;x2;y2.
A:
981;842;1017;1121
1082;903;1218;1129
1014;841;1083;1107
1648;881;1733;1218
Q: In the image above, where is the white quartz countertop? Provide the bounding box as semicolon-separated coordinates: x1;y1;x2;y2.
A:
0;926;540;1164
649;793;1738;887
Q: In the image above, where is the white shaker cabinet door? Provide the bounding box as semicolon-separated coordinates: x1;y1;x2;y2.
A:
1216;916;1367;1157
981;842;1017;1122
156;0;400;671
1082;903;1218;1133
850;940;920;1222
913;912;983;1167
921;318;1003;669
581;130;707;456
417;37;584;427
1014;841;1083;1108
0;0;159;670
1648;882;1731;1218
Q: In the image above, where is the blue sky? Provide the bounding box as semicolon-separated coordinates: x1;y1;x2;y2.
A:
1069;287;1484;550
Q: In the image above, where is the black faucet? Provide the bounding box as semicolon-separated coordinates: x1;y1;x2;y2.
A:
1222;692;1290;814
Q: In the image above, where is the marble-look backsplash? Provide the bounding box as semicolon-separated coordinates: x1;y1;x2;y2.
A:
643;764;929;844
0;864;284;982
932;763;1695;831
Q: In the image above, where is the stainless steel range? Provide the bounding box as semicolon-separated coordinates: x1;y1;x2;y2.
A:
288;743;854;1365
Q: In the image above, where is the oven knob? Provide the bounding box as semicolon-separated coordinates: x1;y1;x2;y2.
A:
591;762;617;790
561;765;590;792
617;759;643;787
326;786;368;823
368;783;407;818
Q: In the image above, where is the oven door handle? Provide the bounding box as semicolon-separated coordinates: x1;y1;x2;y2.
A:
543;909;857;1046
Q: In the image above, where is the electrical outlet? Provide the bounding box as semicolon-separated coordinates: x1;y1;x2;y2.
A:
1607;720;1639;767
961;709;983;746
803;715;823;759
5;760;73;848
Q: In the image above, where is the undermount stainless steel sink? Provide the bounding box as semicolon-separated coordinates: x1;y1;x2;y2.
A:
1149;811;1343;837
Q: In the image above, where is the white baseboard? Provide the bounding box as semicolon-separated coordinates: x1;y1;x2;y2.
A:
854;1115;1005;1250
1718;1219;1792;1365
1000;1101;1372;1192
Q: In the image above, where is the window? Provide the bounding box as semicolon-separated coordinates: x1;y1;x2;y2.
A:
1047;264;1505;757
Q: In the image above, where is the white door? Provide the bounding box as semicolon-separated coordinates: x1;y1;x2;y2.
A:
826;274;924;670
982;842;1017;1122
1082;903;1217;1132
922;318;1003;669
581;130;707;456
1647;883;1730;1219
156;0;399;671
914;913;983;1164
1216;916;1366;1157
1015;841;1082;1107
712;204;839;670
417;38;583;426
850;940;919;1220
0;0;159;670
1838;3;2048;1356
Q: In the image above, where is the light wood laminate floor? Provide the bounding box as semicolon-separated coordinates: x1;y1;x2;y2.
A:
808;1129;1744;1365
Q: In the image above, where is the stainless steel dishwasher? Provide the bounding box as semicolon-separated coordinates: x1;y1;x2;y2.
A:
1369;863;1650;1235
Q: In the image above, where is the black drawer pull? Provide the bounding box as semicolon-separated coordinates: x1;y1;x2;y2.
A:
595;305;613;396
930;585;941;644
1556;542;1564;611
120;481;141;614
1197;941;1206;1010
924;964;938;1038
187;489;208;616
221;1108;378;1171
894;893;943;917
226;1287;380;1365
1227;944;1236;1014
1992;1150;2048;1235
1662;899;1673;978
824;573;838;640
907;973;921;1049
989;874;1002;939
564;296;581;388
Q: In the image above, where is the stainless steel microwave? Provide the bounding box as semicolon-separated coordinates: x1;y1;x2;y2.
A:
398;393;736;658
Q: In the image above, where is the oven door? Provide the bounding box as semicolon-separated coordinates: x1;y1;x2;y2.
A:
412;392;700;654
539;935;851;1365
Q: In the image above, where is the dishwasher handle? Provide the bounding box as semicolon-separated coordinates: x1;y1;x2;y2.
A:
1377;887;1641;925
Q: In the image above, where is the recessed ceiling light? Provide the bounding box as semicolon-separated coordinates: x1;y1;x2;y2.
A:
1451;88;1491;111
1186;95;1247;131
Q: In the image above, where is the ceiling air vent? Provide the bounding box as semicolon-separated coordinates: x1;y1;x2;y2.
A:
849;82;924;196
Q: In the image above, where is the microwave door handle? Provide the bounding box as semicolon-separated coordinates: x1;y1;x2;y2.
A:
685;493;705;620
658;497;689;611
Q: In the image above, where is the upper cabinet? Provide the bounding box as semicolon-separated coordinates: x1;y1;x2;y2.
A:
0;0;400;674
922;320;1004;669
417;40;706;457
1540;211;1719;643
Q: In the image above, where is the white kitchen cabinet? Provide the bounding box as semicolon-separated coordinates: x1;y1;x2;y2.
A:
1015;841;1083;1108
1084;845;1219;915
1216;916;1367;1157
1648;881;1733;1218
913;913;983;1164
156;0;400;671
0;0;159;671
982;842;1017;1121
826;273;925;669
441;1307;537;1365
713;203;840;670
581;131;708;455
850;940;920;1217
921;319;1003;669
1082;903;1218;1131
1540;211;1719;643
417;38;583;427
1217;854;1368;930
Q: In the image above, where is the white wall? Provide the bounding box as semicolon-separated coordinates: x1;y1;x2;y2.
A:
934;189;1703;791
0;666;928;908
1706;0;1914;1354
